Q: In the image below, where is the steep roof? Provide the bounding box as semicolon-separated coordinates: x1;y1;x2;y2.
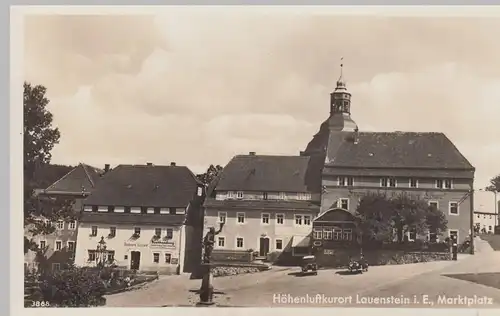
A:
204;199;320;212
214;155;319;193
44;163;103;193
82;164;200;207
80;212;186;225
327;132;474;170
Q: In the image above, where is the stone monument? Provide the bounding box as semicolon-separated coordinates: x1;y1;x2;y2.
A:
197;221;224;306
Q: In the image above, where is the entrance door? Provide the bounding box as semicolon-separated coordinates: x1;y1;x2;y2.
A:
259;237;270;257
130;251;141;270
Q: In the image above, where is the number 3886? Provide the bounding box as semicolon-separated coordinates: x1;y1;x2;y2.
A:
31;301;50;307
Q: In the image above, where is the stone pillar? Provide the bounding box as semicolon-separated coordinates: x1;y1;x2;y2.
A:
197;264;214;306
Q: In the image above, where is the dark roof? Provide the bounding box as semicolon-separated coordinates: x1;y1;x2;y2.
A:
44;163;103;193
83;164;200;207
325;131;474;170
204;199;320;212
80;212;185;225
215;155;319;193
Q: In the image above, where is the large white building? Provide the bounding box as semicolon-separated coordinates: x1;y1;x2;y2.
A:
74;163;205;274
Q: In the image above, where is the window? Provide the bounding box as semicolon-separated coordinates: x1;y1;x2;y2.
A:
429;201;439;210
227;191;235;199
107;251;115;263
449;202;459;215
91;226;98;236
449;230;459;241
154;228;162;237
338;177;354;186
380;178;388;187
109;227;116;237
236;191;244;199
389;178;397;187
408;228;417;241
263;192;268;200
57;220;64;230
67;241;75;251
166;228;173;239
55;241;62;251
275;239;283;250
134;227;141;236
169;208;177;215
217;236;225;248
429;231;438;243
262;213;270;224
436;179;444;189
343;229;353;241
153;253;160;263
323;229;333;240
333;229;342;240
276;214;284;225
237;212;245;224
339;198;349;210
409;178;418;188
295;215;303;225
39;240;46;249
303;215;311;226
489;226;493;231
278;192;286;200
165;253;171;263
313;229;322;239
69;220;76;230
52;263;60;271
444;179;453;189
236;237;244;248
218;211;227;224
197;187;203;196
297;193;311;200
88;250;96;262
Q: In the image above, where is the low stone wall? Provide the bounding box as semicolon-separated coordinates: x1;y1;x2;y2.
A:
316;249;451;268
269;248;451;268
210;264;270;278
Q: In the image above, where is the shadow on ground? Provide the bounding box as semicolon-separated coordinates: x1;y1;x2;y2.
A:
479;235;500;251
444;273;500;290
287;271;320;277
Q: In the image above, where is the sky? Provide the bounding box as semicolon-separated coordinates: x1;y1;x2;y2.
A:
22;8;500;210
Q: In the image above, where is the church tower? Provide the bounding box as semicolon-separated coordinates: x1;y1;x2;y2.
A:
326;61;358;132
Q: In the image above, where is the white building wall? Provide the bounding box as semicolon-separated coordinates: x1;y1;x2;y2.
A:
75;222;184;274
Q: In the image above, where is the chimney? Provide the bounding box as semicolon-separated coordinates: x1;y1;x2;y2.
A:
146;162;153;166
249;152;256;156
170;162;176;166
104;164;110;172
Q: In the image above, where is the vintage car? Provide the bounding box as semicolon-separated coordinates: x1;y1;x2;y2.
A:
300;255;318;275
348;255;369;274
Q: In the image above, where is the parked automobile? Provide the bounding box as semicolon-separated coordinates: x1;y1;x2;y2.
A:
348;255;368;274
300;255;318;275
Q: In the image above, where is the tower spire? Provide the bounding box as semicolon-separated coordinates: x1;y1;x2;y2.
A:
336;57;346;89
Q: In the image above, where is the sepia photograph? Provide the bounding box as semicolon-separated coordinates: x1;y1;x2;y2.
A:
18;5;500;309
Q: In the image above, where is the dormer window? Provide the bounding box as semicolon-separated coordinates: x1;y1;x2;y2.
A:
436;179;453;189
381;178;397;188
338;177;354;187
227;191;236;199
278;192;286;200
236;191;244;199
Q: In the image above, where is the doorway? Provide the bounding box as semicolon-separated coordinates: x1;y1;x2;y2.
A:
259;237;270;257
130;251;141;270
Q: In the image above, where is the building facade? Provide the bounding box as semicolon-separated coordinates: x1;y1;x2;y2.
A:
74;163;205;274
302;68;475;244
204;154;322;258
24;163;103;272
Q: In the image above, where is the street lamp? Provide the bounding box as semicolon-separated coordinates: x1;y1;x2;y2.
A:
96;236;107;269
